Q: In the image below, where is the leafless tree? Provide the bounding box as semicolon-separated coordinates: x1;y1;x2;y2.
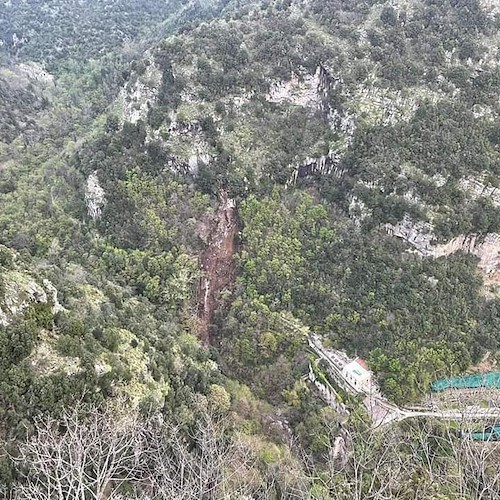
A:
138;410;261;500
10;403;262;500
450;426;500;499
314;413;500;500
11;399;500;499
12;404;147;500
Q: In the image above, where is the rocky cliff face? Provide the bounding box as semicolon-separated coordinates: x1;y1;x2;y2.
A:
288;151;345;185
459;177;500;207
267;68;323;109
386;216;500;279
385;216;436;255
268;64;355;135
85;171;107;220
435;234;500;277
163;117;212;175
266;65;355;184
0;272;64;326
0;61;55;143
118;57;162;124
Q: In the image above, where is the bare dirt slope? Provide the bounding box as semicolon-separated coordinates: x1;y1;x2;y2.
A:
197;192;238;345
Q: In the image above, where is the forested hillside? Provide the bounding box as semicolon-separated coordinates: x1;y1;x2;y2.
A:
1;0;500;497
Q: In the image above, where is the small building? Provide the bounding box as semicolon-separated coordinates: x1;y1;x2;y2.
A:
342;358;371;392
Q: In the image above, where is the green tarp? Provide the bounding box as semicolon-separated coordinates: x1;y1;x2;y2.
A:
432;372;500;392
470;426;500;442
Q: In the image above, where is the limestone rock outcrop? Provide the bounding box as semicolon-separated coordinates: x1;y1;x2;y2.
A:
0;273;64;326
386;215;500;276
85;171;106;220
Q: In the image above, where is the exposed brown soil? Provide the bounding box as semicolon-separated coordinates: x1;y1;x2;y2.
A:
197;191;238;345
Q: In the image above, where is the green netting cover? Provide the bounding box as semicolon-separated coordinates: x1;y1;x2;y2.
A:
470;426;500;442
432;372;500;392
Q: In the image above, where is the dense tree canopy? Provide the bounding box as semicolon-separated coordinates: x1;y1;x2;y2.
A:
1;0;500;497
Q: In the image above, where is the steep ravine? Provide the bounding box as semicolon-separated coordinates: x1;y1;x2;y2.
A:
197;192;238;345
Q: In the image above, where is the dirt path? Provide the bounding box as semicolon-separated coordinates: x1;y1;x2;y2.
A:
197;191;238;345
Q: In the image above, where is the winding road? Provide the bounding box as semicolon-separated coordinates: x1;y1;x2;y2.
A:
308;335;500;427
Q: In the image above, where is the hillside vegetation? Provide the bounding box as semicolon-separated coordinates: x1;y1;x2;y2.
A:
1;0;500;497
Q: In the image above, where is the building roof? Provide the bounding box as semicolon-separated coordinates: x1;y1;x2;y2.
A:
355;358;369;370
344;359;371;381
